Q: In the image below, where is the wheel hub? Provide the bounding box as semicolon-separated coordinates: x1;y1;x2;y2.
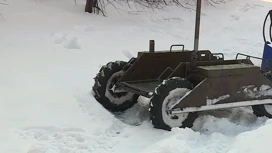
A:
105;70;135;105
108;71;128;98
162;88;190;128
264;104;272;114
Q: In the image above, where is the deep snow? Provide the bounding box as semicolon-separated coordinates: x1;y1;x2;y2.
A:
1;0;272;152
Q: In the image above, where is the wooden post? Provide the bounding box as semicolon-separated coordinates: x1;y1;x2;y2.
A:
149;40;155;53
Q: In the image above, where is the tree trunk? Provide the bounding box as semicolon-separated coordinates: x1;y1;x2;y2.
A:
85;0;93;13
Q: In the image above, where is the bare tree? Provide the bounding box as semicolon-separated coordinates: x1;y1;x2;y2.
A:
85;0;106;16
0;0;8;19
85;0;227;16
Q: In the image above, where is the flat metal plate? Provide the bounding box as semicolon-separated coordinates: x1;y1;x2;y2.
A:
197;63;260;77
198;63;258;70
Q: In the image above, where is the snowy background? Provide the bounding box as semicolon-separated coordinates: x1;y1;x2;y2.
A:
1;0;272;152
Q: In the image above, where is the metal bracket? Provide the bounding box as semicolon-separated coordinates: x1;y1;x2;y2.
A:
235;53;262;60
209;53;224;61
235;53;272;71
158;67;173;81
170;44;185;52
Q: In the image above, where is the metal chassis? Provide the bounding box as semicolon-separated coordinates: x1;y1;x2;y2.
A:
113;1;272;114
114;50;272;114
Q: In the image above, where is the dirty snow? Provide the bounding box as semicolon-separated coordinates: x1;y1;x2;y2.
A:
207;94;231;105
1;0;272;152
243;84;272;98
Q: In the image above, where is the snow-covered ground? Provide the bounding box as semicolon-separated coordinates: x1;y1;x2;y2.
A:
1;0;272;152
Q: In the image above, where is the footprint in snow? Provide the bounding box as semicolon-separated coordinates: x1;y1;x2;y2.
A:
73;25;96;32
229;4;263;22
229;14;239;21
15;125;125;153
52;32;81;49
237;3;263;12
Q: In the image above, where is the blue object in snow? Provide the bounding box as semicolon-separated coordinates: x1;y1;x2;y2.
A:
261;41;272;71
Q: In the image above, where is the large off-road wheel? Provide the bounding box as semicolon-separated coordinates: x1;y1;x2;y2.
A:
149;77;198;131
92;61;139;112
252;71;272;118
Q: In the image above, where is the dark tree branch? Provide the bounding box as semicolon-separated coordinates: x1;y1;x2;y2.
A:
85;0;227;16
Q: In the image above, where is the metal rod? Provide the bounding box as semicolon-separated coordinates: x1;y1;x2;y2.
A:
269;10;272;42
263;11;269;42
193;0;202;52
170;99;272;114
190;0;202;70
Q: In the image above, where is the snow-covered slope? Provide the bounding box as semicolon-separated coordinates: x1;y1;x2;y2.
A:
1;0;272;152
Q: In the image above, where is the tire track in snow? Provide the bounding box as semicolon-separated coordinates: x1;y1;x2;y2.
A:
76;92;151;126
13;93;138;153
14;92;270;153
